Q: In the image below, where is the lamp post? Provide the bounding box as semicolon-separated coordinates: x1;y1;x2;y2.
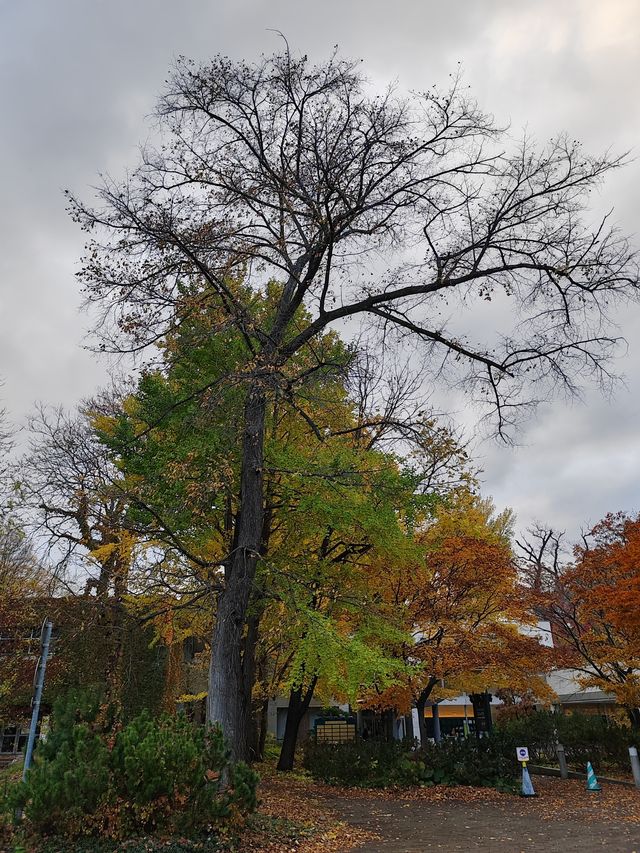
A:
22;620;53;782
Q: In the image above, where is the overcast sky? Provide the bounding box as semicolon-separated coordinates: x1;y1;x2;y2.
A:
1;0;639;541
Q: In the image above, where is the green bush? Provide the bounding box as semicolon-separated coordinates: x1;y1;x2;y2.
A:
12;689;111;835
25;720;112;833
303;736;518;791
304;712;639;789
10;691;258;841
412;736;517;791
495;710;638;774
303;739;411;787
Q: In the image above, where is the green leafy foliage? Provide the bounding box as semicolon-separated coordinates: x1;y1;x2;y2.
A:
11;692;258;841
420;738;518;791
303;738;413;787
301;713;639;790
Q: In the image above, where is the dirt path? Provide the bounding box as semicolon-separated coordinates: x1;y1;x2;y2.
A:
323;779;640;853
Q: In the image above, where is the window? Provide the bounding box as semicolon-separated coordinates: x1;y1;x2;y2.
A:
0;725;27;754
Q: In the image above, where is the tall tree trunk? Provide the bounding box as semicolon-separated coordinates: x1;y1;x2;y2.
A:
98;551;129;724
277;677;318;772
207;385;266;762
415;677;438;747
240;609;261;751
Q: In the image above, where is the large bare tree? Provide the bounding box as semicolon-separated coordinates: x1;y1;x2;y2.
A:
69;49;638;759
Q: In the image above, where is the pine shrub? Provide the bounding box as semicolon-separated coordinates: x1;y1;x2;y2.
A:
11;691;258;841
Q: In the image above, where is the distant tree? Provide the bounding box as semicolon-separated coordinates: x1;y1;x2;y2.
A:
0;397;14;510
365;492;553;743
519;515;640;726
21;407;133;597
19;406;139;712
0;400;52;601
69;48;638;759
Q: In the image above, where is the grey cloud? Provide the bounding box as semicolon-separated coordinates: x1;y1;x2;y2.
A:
1;0;639;538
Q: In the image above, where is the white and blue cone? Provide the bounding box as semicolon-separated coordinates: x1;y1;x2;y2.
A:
586;761;602;792
521;765;536;797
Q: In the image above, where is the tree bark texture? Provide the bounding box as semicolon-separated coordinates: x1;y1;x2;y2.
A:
207;385;266;762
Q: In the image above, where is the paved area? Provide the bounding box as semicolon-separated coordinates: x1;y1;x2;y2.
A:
327;786;640;852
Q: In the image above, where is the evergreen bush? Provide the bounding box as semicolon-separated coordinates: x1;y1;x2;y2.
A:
11;691;258;841
304;712;639;788
303;738;411;787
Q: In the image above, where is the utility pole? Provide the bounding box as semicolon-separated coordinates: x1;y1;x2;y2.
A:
22;619;53;782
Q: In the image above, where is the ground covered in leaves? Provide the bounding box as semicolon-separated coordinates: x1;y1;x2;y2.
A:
238;770;377;852
5;770;640;852
245;772;640;853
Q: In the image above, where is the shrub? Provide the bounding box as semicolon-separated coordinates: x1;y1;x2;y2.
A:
303;739;411;787
303;736;518;791
495;710;639;774
11;691;258;841
13;690;111;835
26;721;112;834
421;736;517;791
305;712;639;789
110;710;257;834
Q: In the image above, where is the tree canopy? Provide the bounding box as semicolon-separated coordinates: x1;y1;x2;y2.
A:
65;47;639;758
520;514;640;724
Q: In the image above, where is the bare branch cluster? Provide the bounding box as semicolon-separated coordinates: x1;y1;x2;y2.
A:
67;49;639;437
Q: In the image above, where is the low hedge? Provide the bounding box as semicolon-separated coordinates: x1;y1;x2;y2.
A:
303;710;639;789
303;736;518;791
495;711;639;775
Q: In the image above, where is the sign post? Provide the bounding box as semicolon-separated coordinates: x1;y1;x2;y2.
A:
516;746;536;797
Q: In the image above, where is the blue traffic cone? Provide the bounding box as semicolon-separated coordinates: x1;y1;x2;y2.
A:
521;764;536;797
586;761;602;792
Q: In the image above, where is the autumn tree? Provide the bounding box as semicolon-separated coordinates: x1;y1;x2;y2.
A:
18;406;140;712
0;404;49;598
96;288;469;766
519;515;640;725
267;437;420;771
367;492;553;743
0;521;48;598
69;48;638;758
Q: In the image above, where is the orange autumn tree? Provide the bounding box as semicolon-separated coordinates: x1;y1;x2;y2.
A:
562;513;640;725
366;492;553;742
